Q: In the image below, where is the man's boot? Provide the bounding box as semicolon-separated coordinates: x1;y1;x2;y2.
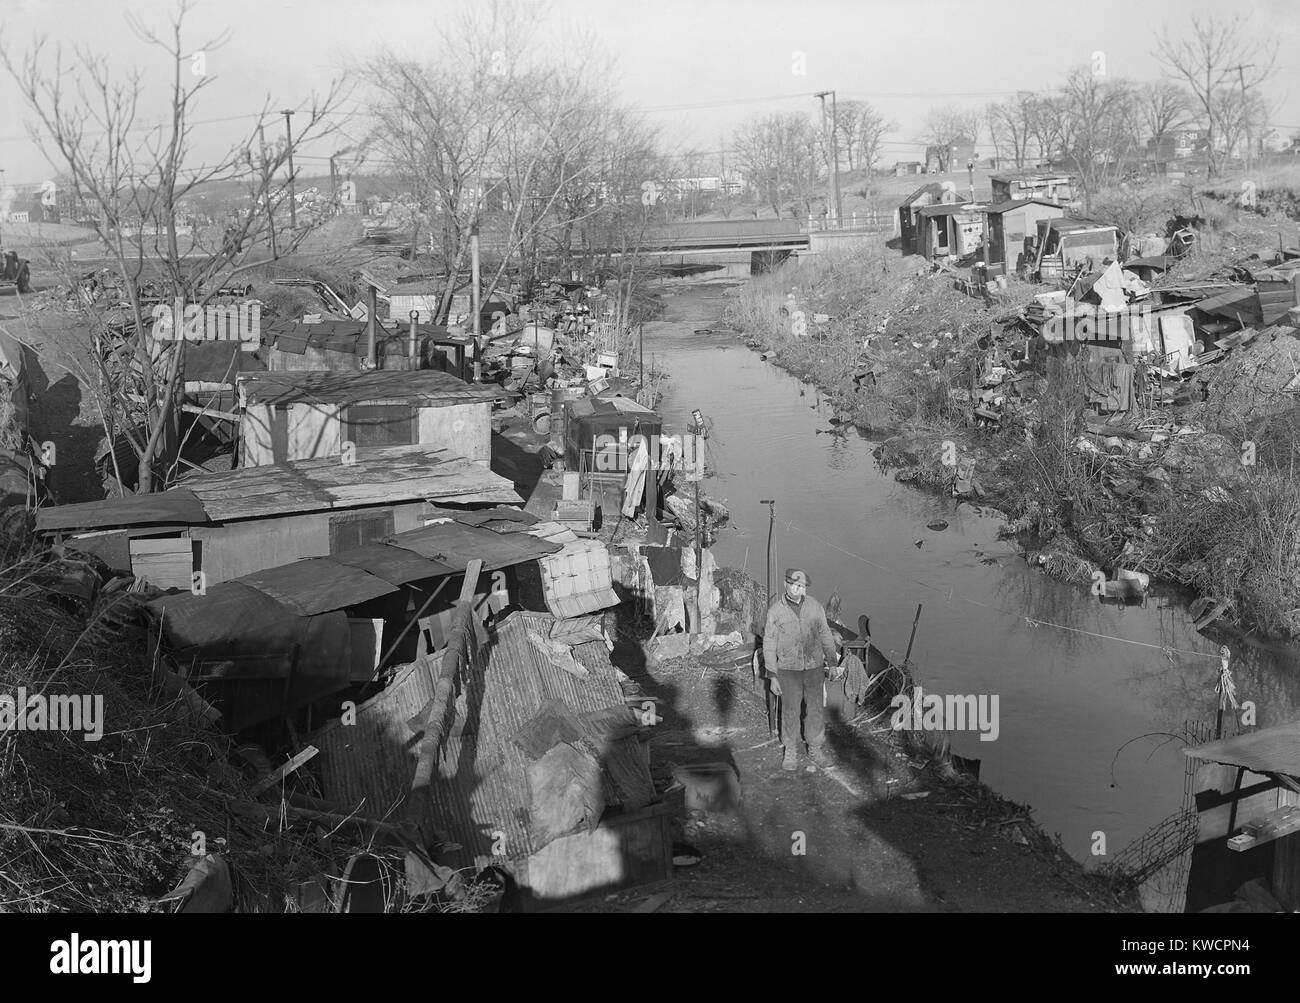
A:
807;744;834;772
781;746;798;771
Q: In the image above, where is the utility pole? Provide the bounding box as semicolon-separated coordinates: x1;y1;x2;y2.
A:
814;90;843;226
281;109;297;229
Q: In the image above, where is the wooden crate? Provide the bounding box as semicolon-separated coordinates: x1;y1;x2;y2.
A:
554;498;593;532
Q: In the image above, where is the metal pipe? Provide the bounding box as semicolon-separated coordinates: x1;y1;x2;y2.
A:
471;223;482;381
409;310;418;365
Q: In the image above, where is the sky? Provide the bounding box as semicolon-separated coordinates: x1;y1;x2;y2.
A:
1;0;1298;190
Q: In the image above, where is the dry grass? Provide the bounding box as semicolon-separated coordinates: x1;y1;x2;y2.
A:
0;545;429;913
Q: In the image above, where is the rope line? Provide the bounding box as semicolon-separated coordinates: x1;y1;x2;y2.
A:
778;517;1220;662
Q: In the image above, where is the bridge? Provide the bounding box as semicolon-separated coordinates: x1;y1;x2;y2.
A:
601;217;890;256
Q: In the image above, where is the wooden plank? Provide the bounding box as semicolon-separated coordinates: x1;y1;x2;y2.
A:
130;537;194;591
249;745;320;796
411;559;483;793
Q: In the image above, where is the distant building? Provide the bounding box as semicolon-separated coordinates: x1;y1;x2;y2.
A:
894;161;924;176
1146;130;1200;161
925;136;976;173
990;171;1074;205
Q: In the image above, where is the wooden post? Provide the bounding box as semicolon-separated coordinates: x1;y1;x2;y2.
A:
471;223;482;380
366;285;377;369
902;603;923;668
411;559;483;793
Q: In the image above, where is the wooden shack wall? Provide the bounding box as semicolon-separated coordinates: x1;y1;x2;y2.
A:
416;401;491;465
242;400;489;466
267;346;359;371
189;500;428;583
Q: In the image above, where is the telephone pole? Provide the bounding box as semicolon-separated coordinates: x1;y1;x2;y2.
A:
281;109;297;229
814;90;842;225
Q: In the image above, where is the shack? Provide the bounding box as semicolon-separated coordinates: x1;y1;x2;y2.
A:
990;170;1074;205
261;319;477;381
145;509;591;731
916;202;986;260
1184;721;1300;911
564;395;662;480
897;182;947;255
1032;219;1119;281
238;369;508;467
310;608;671;906
36;446;521;586
981;198;1065;274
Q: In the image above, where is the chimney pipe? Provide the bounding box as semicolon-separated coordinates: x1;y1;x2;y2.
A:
366;284;378;369
409;310;419;366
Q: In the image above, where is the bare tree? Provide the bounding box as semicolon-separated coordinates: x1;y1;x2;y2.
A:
1137;81;1194;158
986;93;1038;169
1052;68;1142;211
1215;85;1271;166
1155;13;1277;176
733;112;819;217
835;99;894;172
2;0;343;493
922;104;981;170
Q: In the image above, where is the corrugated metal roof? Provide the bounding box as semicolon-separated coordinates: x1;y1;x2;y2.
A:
1192;287;1261;322
38;449;522;531
311;652;445;826
982;198;1063;214
917;202;984;217
567;395;660;420
237;369;504;407
389;520;561;571
899;182;947;207
992;171;1072;183
325;544;455;585
1185;721;1300;778
312;611;653;872
239;557;398;615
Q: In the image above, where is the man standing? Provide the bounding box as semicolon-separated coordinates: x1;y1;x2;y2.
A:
763;568;843;772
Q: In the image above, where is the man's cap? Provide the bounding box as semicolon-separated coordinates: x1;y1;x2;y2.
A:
784;568;809;586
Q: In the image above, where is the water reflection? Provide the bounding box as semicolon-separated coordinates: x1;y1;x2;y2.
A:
644;287;1299;866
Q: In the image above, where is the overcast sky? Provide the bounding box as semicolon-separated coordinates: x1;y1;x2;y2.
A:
1;0;1298;187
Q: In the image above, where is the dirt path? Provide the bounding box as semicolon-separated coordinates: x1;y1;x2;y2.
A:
573;639;1138;913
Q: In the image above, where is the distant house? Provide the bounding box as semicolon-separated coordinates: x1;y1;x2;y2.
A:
925;136;976;173
34;446;521;588
237;369;507;468
894;161;924;177
981;198;1066;273
1146;130;1200;161
990;171;1074;205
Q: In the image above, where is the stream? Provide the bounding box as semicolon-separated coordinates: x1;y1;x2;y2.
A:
641;280;1300;897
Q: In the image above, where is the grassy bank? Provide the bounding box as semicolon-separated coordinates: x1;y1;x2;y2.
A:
724;238;1300;641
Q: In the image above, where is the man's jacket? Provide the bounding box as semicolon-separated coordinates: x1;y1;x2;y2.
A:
762;595;838;674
